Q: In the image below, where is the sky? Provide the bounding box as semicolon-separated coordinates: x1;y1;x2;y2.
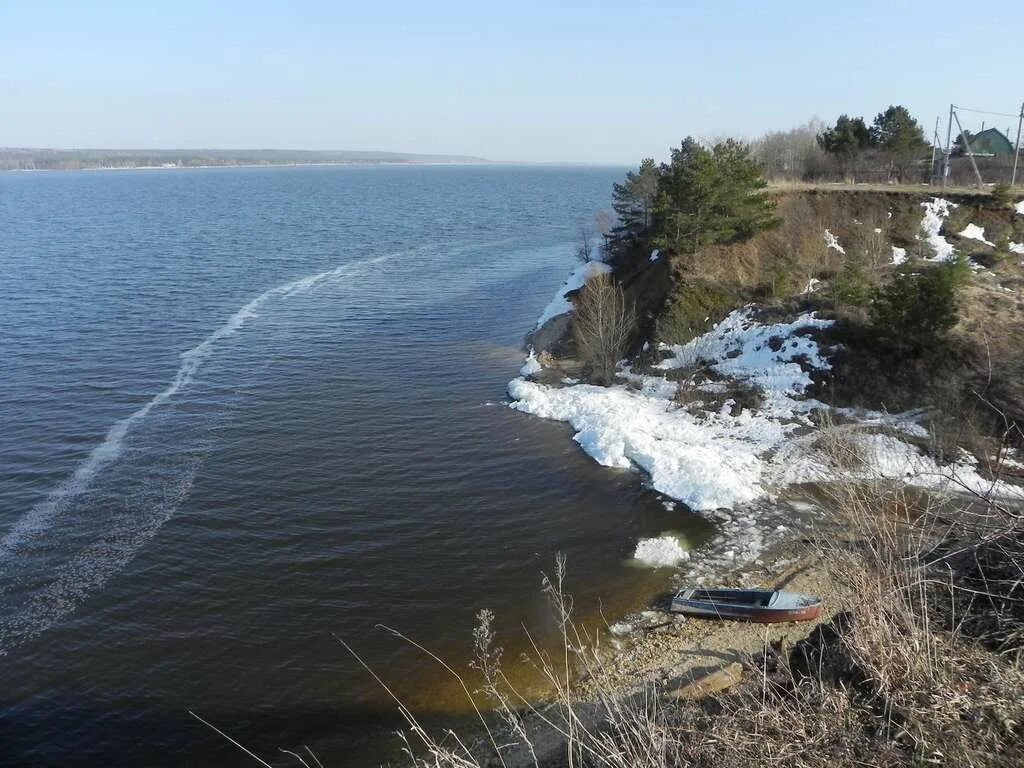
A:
2;1;1023;164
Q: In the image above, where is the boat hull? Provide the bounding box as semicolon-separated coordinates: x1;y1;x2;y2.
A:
670;588;823;624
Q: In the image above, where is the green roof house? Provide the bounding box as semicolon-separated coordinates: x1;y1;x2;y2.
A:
962;127;1015;157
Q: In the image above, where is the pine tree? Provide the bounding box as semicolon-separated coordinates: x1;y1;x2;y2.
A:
952;129;975;157
870;105;928;183
817;115;873;155
611;158;660;234
833;253;870;310
871;262;962;355
652;138;778;255
817;115;873;180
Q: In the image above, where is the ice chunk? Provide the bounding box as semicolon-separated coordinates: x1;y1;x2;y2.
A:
520;347;542;377
634;535;689;567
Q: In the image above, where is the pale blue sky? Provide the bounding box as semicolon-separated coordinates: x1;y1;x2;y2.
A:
2;1;1022;163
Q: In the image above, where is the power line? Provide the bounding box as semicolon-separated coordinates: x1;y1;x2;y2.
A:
952;104;1022;119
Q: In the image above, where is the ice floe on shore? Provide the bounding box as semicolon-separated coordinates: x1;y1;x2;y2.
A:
509;377;773;510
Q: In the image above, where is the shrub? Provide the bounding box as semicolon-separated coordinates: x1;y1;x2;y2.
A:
870;262;965;356
990;183;1015;209
993;234;1012;265
764;258;800;300
943;204;975;238
832;253;871;310
657;281;736;345
889;209;924;249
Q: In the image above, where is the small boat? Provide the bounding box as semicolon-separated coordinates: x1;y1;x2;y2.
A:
670;588;823;623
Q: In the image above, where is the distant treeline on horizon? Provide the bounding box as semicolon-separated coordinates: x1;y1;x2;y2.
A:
0;147;489;171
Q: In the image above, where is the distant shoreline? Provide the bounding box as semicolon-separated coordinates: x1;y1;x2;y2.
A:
3;160;496;173
2;160;629;174
0;147;492;173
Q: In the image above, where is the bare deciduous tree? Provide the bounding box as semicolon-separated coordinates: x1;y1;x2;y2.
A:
749;118;827;181
577;210;614;264
573;273;634;384
575;221;594;263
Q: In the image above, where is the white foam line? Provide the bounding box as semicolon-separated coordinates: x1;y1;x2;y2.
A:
0;460;201;656
0;253;393;558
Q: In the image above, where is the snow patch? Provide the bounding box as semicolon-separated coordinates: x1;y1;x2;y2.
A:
778;433;1024;500
959;223;995;247
920;198;958;262
535;260;612;328
801;278;821;295
832;406;929;438
656;308;833;397
1015;200;1024;216
999;451;1024;471
891;246;907;265
649;249;661;262
510;309;835;512
824;230;845;254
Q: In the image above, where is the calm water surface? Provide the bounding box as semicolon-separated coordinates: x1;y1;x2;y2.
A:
0;165;712;766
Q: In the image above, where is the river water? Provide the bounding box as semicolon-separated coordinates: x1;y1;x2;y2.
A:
0;165;714;766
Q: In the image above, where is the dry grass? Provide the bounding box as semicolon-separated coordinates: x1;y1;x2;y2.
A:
765;181;1000;196
810;481;1024;765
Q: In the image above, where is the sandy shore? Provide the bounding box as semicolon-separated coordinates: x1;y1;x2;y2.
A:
589;541;846;698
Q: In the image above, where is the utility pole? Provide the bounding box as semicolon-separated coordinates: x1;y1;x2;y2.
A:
1012;101;1023;187
953;110;984;188
941;104;954;188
